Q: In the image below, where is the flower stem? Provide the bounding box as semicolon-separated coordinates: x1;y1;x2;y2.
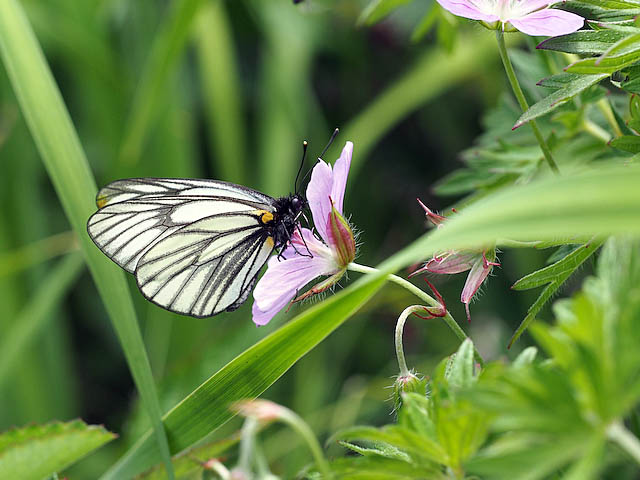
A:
395;306;429;376
347;262;485;367
597;98;623;138
607;421;640;465
278;408;333;478
495;30;560;174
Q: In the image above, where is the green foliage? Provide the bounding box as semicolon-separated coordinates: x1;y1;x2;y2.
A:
331;238;640;479
0;420;116;480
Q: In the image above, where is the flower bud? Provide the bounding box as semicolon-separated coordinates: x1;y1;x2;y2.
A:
392;372;428;412
326;201;356;267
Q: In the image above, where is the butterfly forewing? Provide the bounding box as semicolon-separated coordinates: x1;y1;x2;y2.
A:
87;178;280;317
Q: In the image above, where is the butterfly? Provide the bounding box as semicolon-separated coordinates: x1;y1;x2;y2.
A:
87;177;306;318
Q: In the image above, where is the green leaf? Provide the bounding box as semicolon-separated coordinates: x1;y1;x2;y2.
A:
0;0;174;477
107;164;640;477
447;338;475;390
538;30;628;55
512;347;538;368
100;275;387;480
509;239;604;347
357;0;412;26
609;135;640;153
565;35;640;74
514;74;608;128
0;420;116;480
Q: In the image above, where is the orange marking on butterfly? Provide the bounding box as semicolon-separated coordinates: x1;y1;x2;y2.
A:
257;210;274;224
96;195;108;208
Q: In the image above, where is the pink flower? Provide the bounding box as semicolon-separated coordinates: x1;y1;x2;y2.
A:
251;142;356;326
436;0;584;36
412;200;499;323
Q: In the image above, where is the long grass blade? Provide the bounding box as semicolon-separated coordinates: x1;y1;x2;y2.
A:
118;0;206;166
0;253;84;390
342;31;498;177
0;1;175;478
195;1;247;184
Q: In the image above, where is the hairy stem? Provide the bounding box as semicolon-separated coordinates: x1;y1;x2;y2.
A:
348;262;484;367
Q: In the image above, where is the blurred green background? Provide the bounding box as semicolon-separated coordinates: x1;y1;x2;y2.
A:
0;0;563;477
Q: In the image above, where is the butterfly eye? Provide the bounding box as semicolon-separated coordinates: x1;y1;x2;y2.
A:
291;197;301;209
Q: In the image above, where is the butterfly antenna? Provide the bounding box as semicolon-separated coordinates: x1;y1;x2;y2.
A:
297;128;340;191
294;141;309;195
319;127;339;160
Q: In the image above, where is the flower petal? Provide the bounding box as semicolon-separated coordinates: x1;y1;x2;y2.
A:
460;256;492;322
252;230;336;326
330;141;353;215
425;251;478;274
307;159;333;243
435;0;499;22
509;9;584;37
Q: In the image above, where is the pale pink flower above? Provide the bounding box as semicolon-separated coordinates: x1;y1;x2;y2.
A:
251;142;356;326
436;0;584;36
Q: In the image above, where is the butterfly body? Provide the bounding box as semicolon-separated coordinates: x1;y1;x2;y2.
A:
87;178;306;318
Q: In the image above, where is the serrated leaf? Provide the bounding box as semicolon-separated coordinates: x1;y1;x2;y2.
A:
509;239;604;347
566;46;640;74
514;74;608;128
447;338;475;390
0;420;116;480
512;347;538;368
609;135;640;153
538;30;628;55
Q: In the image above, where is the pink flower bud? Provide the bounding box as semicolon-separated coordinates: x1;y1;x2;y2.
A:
417;198;446;227
326;199;356;267
232;399;284;422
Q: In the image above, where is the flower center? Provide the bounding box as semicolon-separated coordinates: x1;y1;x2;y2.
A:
473;0;547;21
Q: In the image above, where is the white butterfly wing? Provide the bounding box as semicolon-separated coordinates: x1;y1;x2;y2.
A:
87;178;277;317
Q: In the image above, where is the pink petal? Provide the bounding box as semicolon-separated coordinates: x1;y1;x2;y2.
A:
520;0;555;12
330;142;353;216
460;257;492;322
509;9;584;37
426;251;478;274
252;231;336;326
307;160;333;243
435;0;499;22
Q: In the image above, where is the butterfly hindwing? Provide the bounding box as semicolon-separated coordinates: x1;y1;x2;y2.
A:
135;214;274;317
87;178;279;317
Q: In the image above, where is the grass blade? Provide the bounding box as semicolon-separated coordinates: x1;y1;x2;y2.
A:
118;0;206;166
100;274;389;479
0;253;84;390
341;31;498;177
195;1;247;184
0;1;175;477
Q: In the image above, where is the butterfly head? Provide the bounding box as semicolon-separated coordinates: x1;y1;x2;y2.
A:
270;194;307;249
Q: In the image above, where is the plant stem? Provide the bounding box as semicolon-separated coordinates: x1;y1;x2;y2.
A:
607;421;640;465
279;408;333;478
495;30;560;174
583;119;611;143
597;98;623;138
395;306;429;376
348;262;485;367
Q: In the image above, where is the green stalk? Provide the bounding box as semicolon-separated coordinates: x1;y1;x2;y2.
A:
195;1;247;184
495;30;560;174
607;421;640;465
0;2;174;478
0;253;84;390
348;262;484;367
